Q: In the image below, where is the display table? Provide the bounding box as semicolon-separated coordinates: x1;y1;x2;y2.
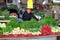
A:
0;35;57;40
0;19;57;38
0;32;59;40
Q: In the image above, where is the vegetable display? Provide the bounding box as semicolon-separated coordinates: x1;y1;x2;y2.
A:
20;19;40;29
0;3;59;37
41;25;51;35
40;16;58;26
0;15;59;36
6;18;20;28
9;4;19;11
2;9;10;20
35;10;45;19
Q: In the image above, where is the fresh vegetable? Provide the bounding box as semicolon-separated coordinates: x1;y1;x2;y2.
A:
41;25;51;35
0;23;6;28
10;27;20;34
4;18;20;33
52;26;60;32
6;18;20;28
2;9;10;20
3;26;13;33
9;4;18;11
20;19;40;29
0;23;6;35
0;28;3;35
35;10;45;19
40;16;58;26
52;27;56;32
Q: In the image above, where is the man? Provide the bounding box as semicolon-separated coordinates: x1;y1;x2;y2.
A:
22;8;39;21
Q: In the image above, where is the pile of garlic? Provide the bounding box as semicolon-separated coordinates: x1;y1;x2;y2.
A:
10;27;21;34
10;27;32;35
3;27;41;35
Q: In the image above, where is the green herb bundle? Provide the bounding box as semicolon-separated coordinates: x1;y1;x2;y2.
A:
2;9;10;20
40;16;58;26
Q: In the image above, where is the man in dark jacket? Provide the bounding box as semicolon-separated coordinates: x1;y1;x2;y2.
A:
22;9;39;21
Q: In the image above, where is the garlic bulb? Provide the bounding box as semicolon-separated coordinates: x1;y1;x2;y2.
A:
10;27;21;34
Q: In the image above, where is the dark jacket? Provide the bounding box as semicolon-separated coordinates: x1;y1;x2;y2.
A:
22;11;38;21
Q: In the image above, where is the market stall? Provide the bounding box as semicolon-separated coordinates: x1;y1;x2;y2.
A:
0;13;59;40
0;0;60;40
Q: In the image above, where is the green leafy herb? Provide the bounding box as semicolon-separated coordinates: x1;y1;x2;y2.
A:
9;4;18;11
6;18;20;28
40;16;58;26
2;9;10;20
0;28;3;35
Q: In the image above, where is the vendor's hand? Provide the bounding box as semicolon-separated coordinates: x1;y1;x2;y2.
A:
38;20;40;23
